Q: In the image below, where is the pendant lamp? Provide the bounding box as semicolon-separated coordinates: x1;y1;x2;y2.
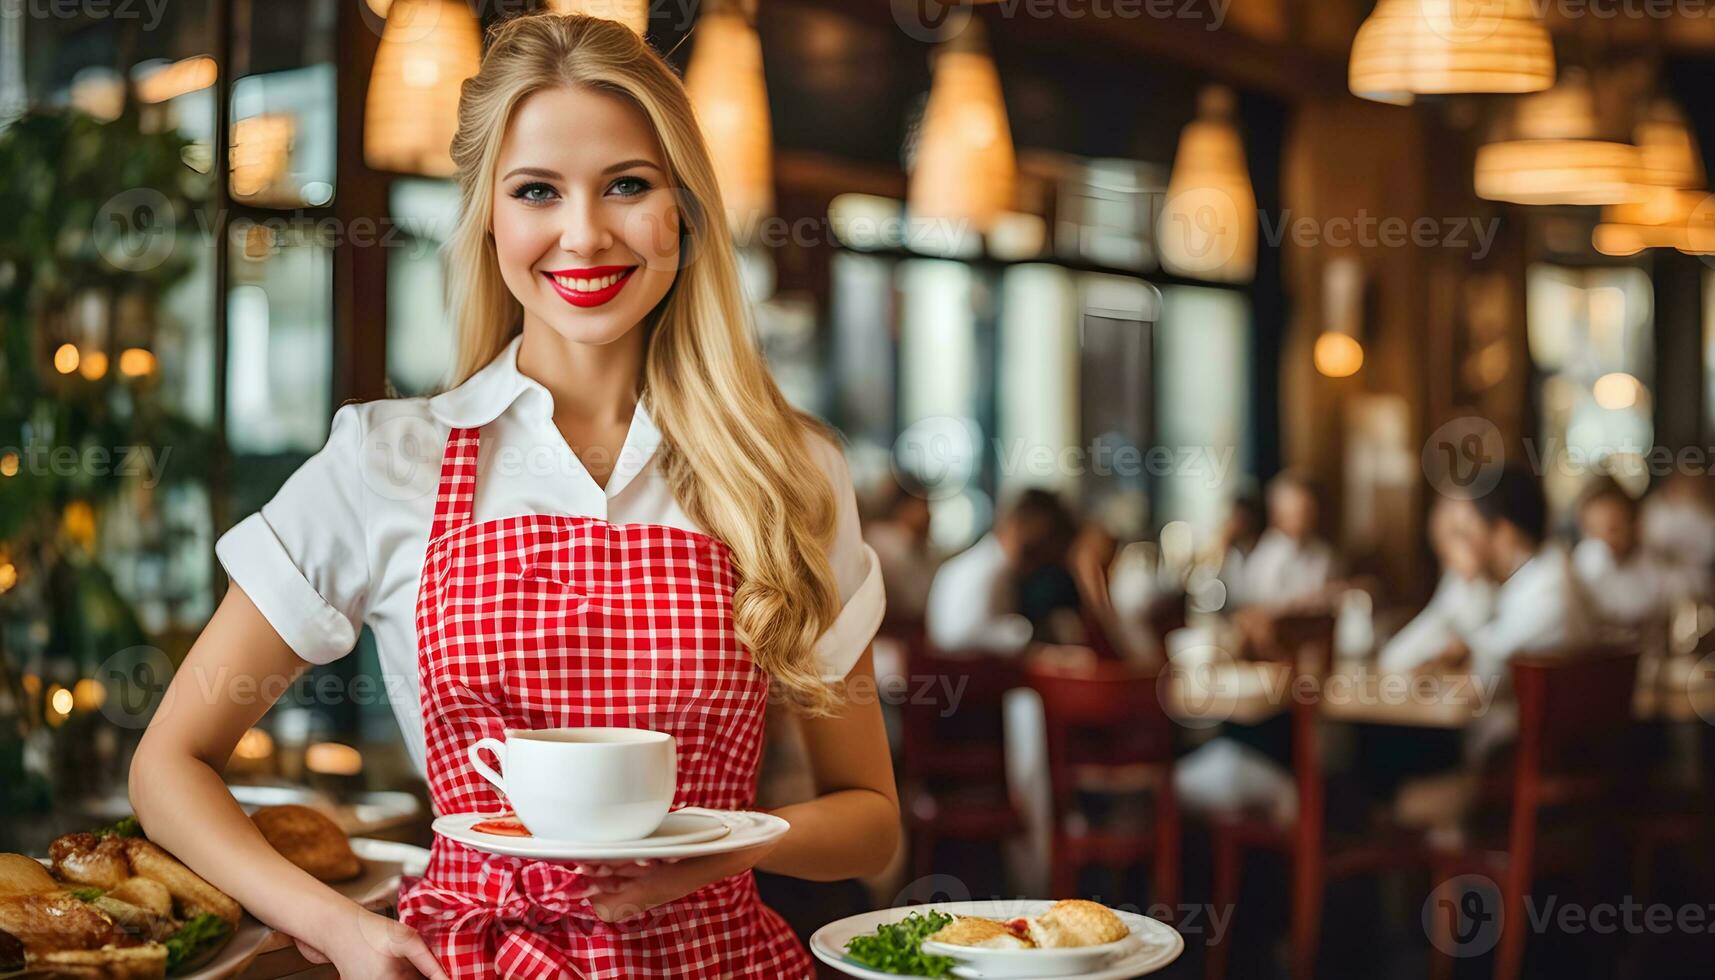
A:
364;0;481;177
545;0;649;36
1349;0;1554;105
1594;100;1712;254
1157;86;1257;283
907;20;1016;237
1473;69;1644;206
685;4;773;239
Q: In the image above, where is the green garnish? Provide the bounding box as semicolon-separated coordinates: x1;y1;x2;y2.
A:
93;815;143;839
67;887;104;902
164;913;231;973
843;910;957;977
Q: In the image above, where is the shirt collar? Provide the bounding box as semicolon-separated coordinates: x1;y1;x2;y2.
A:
428;332;663;498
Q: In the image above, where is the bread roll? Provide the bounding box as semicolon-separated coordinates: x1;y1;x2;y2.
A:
927;916;1033;949
250;805;362;882
1025;899;1129;948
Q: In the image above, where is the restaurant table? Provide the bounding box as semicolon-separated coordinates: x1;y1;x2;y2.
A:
1162;653;1715;728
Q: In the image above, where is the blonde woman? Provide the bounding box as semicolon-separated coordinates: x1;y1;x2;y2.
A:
129;13;896;978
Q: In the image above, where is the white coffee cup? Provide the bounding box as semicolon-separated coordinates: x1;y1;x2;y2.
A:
468;727;676;842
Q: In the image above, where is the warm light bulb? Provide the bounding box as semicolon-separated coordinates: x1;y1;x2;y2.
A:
1592;372;1640;410
119;348;157;377
305;742;364;775
1314;332;1364;378
234;727;276;760
80;351;109;380
49;685;74;717
54;344;80;374
0;453;17;477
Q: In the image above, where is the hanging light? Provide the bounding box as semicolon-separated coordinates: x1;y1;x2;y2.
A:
1349;0;1554;105
545;0;649;35
685;3;773;239
908;20;1016;239
1158;86;1256;283
1594;99;1711;254
1313;256;1365;379
363;0;481;177
230;114;294;200
1474;69;1644;206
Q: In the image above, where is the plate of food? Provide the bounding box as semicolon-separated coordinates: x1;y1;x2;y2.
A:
810;899;1185;979
2;803;423;979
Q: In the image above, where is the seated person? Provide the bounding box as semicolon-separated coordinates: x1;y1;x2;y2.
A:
926;488;1080;656
863;475;942;627
1416;465;1593;758
1640;472;1715;600
1377;496;1497;672
1225;471;1338;609
1573;475;1690;630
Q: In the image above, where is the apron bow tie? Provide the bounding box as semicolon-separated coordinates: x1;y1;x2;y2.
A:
477;858;598;929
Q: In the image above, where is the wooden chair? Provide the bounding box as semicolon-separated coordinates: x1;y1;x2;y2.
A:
1025;655;1181;915
1204;612;1427;980
898;638;1026;882
1426;646;1640;980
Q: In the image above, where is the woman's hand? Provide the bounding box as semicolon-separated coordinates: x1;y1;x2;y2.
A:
575;842;777;923
292;904;449;980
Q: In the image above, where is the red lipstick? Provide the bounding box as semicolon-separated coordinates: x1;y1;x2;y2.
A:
541;265;637;308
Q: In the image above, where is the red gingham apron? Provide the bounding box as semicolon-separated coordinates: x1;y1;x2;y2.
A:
397;426;814;979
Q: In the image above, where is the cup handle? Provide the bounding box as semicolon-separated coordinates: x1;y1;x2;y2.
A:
469;737;507;796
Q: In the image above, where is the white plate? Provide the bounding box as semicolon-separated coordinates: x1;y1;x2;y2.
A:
811;900;1185;980
432;807;787;861
434;809;731;851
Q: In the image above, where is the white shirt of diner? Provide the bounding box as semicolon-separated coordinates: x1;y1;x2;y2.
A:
214;333;886;777
1571;537;1693;627
1464;544;1590;679
1225;528;1337;608
925;532;1033;656
1377;570;1498;673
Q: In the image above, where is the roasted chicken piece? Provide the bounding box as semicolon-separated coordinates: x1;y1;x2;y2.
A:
0;854;59;899
90;895;178;944
121;840;240;925
105;878;171;920
27;942;167;979
0;892;131;952
49;835;133;891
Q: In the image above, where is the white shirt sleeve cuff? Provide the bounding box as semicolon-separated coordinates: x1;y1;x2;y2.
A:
813;543;886;682
215;513;360;665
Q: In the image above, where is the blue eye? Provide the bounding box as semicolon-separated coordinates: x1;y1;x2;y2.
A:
511;181;557;204
609;176;652;198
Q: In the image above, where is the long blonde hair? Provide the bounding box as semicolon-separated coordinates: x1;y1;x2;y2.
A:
443;12;843;713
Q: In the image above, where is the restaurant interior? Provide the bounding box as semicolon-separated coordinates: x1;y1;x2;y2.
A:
4;0;1715;976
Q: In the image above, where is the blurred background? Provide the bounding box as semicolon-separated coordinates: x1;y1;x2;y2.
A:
3;0;1715;977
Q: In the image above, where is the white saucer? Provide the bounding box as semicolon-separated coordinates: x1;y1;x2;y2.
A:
433;807;788;861
810;900;1185;980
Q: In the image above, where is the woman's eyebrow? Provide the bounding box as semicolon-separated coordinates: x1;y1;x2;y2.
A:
602;159;664;176
502;166;562;181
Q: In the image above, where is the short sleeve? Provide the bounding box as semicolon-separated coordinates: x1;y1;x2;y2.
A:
804;431;885;682
214;403;370;665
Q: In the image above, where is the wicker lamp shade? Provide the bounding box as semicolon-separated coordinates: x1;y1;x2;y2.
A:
686;9;773;238
544;0;649;36
363;0;481;177
1593;99;1708;254
1634;99;1704;190
1157;86;1256;283
1473;71;1643;206
1349;0;1554;104
908;25;1016;236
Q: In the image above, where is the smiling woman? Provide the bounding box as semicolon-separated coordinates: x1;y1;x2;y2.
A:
128;11;896;980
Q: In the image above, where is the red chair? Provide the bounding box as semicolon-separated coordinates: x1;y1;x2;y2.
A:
1427;646;1640;980
898;639;1026;882
1204;612;1427;980
1026;656;1181;915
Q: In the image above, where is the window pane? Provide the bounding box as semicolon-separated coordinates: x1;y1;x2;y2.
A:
226;221;332;457
1156;284;1251;538
387;178;459;394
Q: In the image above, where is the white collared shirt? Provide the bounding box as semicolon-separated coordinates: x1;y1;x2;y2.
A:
1224;528;1337;608
1377;570;1498;673
1571;537;1687;627
1465;545;1589;678
216;333;885;776
925;533;1034;656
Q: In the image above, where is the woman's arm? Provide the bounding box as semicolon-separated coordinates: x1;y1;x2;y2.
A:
753;645;899;881
586;647;900;921
129;584;445;980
